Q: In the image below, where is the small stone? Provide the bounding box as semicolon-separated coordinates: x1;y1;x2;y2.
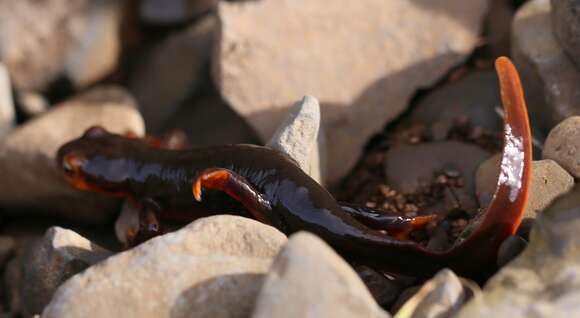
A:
355;265;401;307
267;95;326;183
411;71;503;134
16;91;49;118
543;116;580;178
0;236;15;269
0;63;15;137
0;86;144;224
64;0;122;88
131;12;217;132
252;232;389;318
395;269;467;318
214;0;488;184
385;141;490;195
551;0;580;67
19;227;112;317
140;0;217;25
511;0;580;133
457;185;580;317
477;157;574;216
497;235;527;268
43;216;287;318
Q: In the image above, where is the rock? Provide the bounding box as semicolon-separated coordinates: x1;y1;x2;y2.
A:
19;227;112;317
551;0;580;67
252;232;389;318
0;86;144;224
64;0;122;88
457;185;580;317
411;72;503;134
162;92;260;146
0;63;15;137
130;12;217;133
354;265;402;307
43;216;287;318
140;0;217;25
0;0;87;90
15;91;49;118
475;152;502;208
477;158;574;216
213;0;488;184
0;236;15;269
526;160;574;216
511;0;580;133
4;259;22;314
267;95;325;183
395;269;468;318
543;116;580;177
497;235;527;268
385;141;490;195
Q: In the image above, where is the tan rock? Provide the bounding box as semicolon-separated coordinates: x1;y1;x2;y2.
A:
0;86;144;224
267;95;326;184
396;269;471;318
476;158;573;217
457;185;580;317
0;63;15;137
543;116;580;178
252;232;389;318
43;216;288;318
213;0;488;183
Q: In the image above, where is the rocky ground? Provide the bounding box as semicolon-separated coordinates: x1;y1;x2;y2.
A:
1;0;580;317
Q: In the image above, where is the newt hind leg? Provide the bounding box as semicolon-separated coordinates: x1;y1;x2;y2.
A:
192;168;274;225
339;202;437;239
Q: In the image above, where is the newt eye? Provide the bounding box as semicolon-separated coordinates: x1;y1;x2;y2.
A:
63;158;75;176
62;154;82;176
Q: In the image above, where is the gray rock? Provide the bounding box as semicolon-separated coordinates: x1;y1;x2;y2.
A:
213;0;488;184
43;216;288;318
64;0;122;88
552;0;580;67
0;0;87;91
140;0;217;25
19;227;112;317
267;95;325;183
162;93;259;147
477;158;574;217
385;141;490;195
131;12;217;133
0;86;144;224
395;269;469;318
543;116;580;177
0;236;15;269
457;185;580;317
252;232;389;318
511;0;580;133
497;235;527;268
475;152;502;208
0;63;15;137
411;71;503;134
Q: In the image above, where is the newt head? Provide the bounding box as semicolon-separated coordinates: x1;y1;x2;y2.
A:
56;126;132;197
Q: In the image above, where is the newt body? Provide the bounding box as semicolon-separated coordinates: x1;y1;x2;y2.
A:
56;57;531;280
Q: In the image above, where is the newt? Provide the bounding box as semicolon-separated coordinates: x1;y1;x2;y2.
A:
56;57;531;280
